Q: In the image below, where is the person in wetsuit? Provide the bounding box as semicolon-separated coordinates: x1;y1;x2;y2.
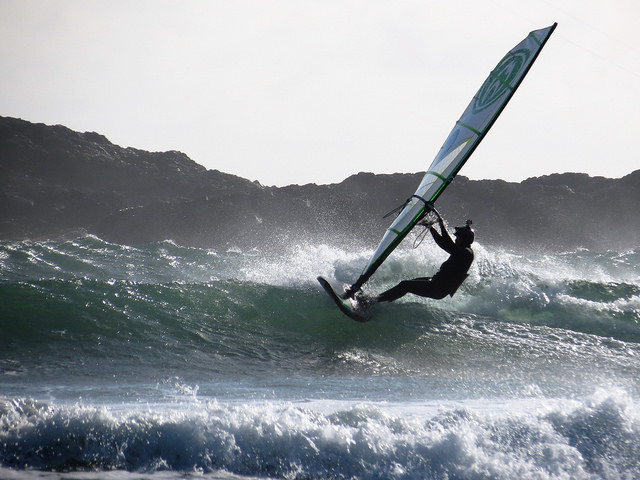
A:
376;213;474;303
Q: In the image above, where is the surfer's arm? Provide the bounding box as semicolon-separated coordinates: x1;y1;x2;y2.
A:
430;221;455;253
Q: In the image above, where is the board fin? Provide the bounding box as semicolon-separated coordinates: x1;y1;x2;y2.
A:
317;276;373;323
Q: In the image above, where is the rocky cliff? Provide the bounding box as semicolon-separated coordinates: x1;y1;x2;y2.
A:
2;116;638;253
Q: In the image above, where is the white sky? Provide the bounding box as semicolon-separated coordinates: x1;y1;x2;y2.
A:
1;0;638;186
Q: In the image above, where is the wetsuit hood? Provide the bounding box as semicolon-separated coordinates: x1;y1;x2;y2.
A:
454;222;475;246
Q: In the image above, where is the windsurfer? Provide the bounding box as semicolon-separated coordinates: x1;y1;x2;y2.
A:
375;213;474;303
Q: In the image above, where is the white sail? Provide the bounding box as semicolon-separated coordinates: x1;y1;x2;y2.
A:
348;23;557;295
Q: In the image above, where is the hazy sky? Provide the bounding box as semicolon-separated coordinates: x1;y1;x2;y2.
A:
1;0;638;186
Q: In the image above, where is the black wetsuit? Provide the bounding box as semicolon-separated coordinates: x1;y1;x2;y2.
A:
377;224;474;302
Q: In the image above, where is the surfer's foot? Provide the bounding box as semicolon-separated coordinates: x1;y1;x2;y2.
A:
372;294;391;304
355;292;377;308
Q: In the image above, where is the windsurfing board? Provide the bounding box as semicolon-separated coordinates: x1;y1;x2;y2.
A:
317;276;372;323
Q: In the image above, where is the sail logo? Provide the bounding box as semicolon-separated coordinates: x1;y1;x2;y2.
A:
473;48;531;114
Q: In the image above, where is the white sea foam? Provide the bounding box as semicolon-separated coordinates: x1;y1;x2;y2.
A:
1;389;638;479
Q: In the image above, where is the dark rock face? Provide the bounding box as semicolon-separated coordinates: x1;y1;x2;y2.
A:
1;116;638;253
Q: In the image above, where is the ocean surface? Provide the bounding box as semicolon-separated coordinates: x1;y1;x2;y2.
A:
1;235;639;480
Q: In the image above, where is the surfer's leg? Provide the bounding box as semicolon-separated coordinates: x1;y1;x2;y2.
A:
377;278;447;302
376;282;409;303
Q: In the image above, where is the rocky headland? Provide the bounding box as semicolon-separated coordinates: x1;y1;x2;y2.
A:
1;116;638;253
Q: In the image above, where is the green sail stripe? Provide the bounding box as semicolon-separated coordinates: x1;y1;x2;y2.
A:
456;121;482;136
530;30;543;46
429;179;452;202
370;207;426;265
425;170;448;183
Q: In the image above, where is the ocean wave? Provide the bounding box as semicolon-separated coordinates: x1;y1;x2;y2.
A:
1;237;639;386
1;276;638;384
1;390;639;479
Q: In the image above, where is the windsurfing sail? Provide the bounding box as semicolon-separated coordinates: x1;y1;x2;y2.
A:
347;23;557;296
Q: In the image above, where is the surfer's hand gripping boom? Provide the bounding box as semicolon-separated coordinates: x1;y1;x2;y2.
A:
418;207;441;229
412;208;442;248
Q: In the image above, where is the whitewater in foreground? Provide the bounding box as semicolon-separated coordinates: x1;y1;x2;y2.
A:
1;235;639;479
